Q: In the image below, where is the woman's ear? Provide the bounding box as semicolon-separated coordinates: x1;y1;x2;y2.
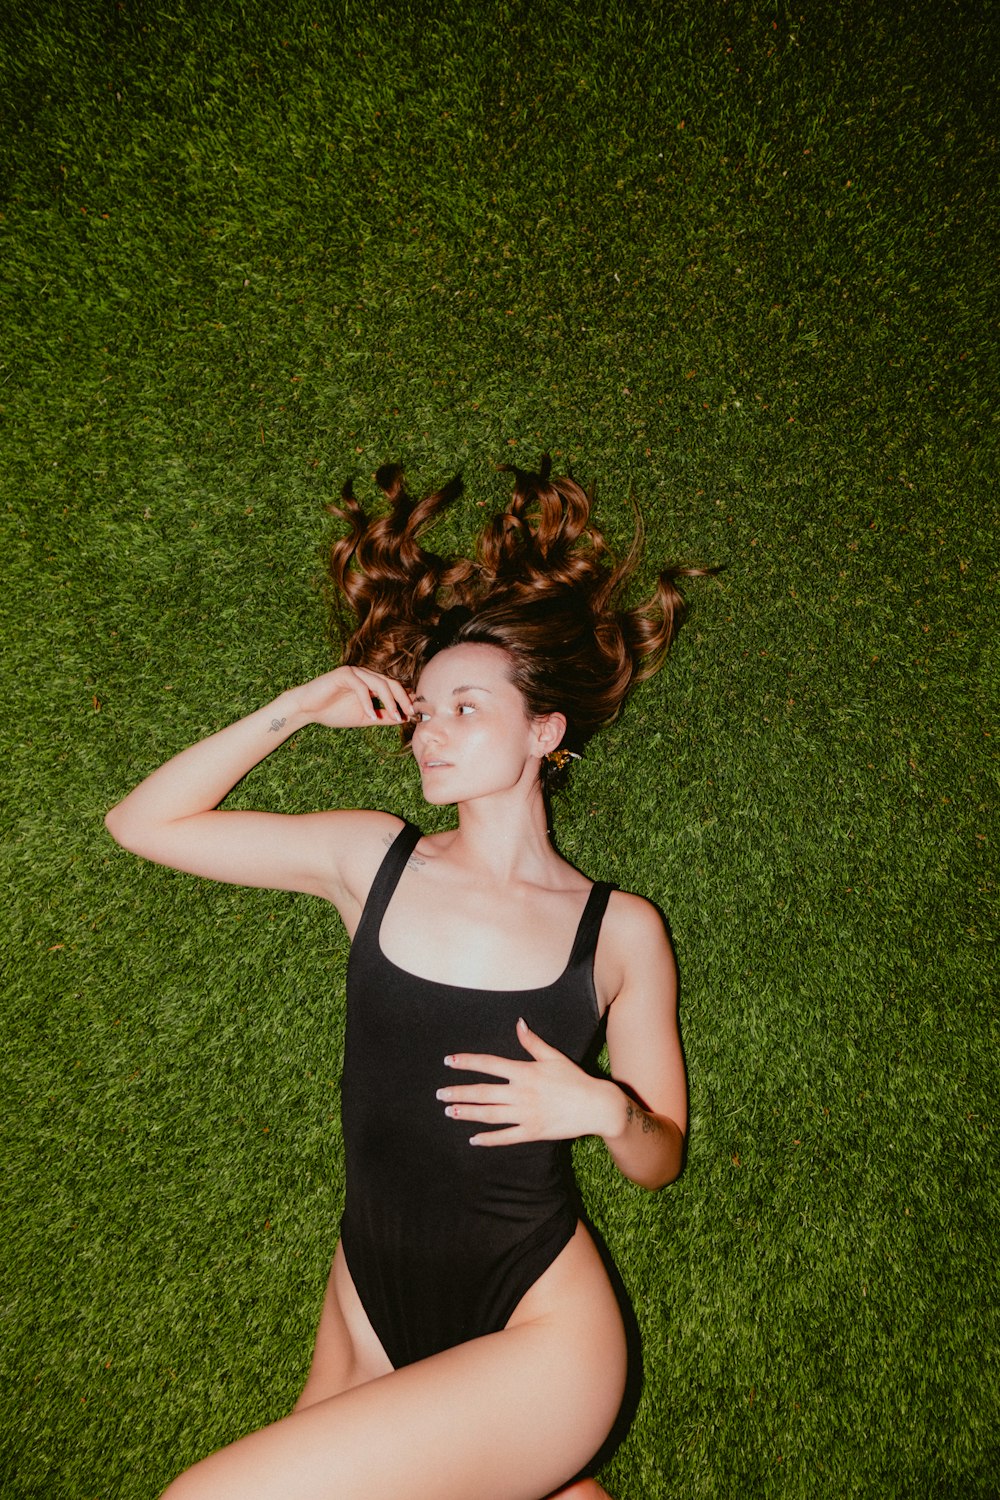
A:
533;712;568;758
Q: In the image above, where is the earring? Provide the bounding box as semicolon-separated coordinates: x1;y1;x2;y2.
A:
545;748;581;771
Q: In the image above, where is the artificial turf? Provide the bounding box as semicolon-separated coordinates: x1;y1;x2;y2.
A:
2;1;997;1495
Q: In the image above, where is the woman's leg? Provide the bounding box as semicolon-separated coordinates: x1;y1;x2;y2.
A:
161;1225;626;1500
296;1244;616;1498
293;1243;392;1411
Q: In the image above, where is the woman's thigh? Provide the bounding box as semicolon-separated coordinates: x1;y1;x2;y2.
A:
293;1242;392;1410
163;1226;627;1500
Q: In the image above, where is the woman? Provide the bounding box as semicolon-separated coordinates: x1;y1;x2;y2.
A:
105;457;697;1500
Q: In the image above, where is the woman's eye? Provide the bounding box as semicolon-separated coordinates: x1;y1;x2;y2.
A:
457;702;475;715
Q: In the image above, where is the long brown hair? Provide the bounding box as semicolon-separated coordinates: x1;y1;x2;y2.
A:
328;456;709;786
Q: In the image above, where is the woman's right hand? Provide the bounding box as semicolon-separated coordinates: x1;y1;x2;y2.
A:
290;666;414;730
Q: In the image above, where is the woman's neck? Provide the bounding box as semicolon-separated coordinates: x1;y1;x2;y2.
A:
445;784;559;887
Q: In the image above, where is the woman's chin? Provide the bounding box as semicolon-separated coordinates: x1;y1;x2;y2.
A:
418;773;457;806
420;789;455;806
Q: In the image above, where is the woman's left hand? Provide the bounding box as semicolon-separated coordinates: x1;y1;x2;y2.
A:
436;1017;616;1146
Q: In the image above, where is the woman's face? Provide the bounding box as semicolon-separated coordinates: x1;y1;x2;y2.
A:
410;643;558;806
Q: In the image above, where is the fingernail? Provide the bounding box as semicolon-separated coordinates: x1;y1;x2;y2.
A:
435;1089;447;1100
444;1055;454;1066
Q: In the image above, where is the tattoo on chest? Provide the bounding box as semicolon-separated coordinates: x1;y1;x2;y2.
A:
381;834;425;869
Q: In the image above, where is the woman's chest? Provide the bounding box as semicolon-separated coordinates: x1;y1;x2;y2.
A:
377;880;592;992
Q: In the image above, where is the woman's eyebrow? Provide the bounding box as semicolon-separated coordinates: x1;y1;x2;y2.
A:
411;684;493;705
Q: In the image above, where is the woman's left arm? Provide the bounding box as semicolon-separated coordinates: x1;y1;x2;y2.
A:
593;892;687;1190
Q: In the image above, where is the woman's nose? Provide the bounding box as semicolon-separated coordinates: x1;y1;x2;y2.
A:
414;715;443;748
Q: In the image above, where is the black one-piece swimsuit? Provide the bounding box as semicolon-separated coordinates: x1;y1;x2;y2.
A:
339;820;617;1371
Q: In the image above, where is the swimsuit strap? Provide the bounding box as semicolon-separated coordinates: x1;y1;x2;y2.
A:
359;826;614;981
359;821;422;930
566;881;616;970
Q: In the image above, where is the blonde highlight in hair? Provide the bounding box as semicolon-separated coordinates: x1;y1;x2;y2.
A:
328;456;710;785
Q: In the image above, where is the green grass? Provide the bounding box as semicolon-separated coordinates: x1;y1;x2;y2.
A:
3;1;997;1495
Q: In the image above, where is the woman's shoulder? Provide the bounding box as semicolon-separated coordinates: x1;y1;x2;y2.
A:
594;888;675;1013
599;887;673;969
318;807;410;854
602;886;669;938
322;809;412;920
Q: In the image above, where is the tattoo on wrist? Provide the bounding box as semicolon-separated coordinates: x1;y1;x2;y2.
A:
268;717;287;734
625;1100;661;1136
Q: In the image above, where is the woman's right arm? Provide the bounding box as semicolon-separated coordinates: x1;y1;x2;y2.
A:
104;666;413;905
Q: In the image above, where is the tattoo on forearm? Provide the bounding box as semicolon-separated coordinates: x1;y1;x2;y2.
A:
625;1100;662;1136
268;717;287;734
